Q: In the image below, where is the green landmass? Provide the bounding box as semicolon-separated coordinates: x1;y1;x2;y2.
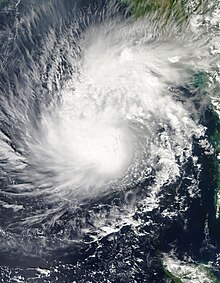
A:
163;267;183;283
208;110;220;237
122;0;184;24
209;111;220;199
122;0;209;25
190;72;220;237
162;255;218;283
191;73;220;219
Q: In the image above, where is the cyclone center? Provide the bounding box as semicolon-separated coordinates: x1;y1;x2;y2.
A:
71;121;132;177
